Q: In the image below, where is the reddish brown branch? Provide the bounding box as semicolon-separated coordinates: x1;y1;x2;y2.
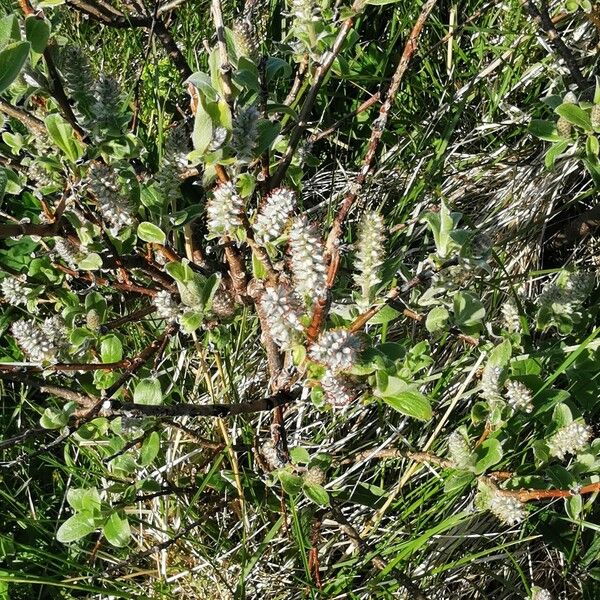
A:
307;0;438;339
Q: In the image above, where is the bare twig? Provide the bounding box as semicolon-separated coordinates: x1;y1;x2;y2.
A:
525;0;588;90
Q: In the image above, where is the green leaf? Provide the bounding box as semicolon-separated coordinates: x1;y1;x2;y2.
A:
201;273;221;310
0;15;21;49
528;119;561;142
180;310;203;333
303;482;330;506
192;97;214;155
103;511;131;548
566;494;583;520
289;447;310;464
0;41;31;93
425;306;449;333
383;390;433;421
552;402;573;429
40;407;68;429
139;431;160;466
165;260;195;284
56;512;96;543
555;103;592;131
0;168;6;202
277;470;303;495
453;291;485;329
44;113;84;162
255;120;280;155
544;140;569;170
100;334;122;363
367;304;401;325
444;471;475;493
487;339;512;368
66;488;101;513
473;438;503;474
133;378;162;405
25;17;50;54
69;327;94;348
137;222;166;244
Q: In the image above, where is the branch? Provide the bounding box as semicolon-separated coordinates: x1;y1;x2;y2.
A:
525;0;588;90
109;387;300;417
0;98;46;135
307;0;439;339
270;18;355;188
210;0;234;105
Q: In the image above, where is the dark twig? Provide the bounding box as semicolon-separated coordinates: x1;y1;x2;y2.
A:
109;387;300;418
525;0;588;90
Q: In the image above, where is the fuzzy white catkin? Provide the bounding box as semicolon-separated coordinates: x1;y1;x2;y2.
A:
504;380;533;412
260;285;303;349
1;276;30;306
447;430;472;468
53;237;80;270
88;163;133;235
153;290;181;322
41;315;67;346
92;74;123;130
206;181;244;238
231;106;259;161
501;301;520;332
354;210;385;309
480;365;503;402
547;421;591;460
289;216;327;304
489;491;526;525
11;319;58;363
310;329;360;372
253;188;296;244
321;371;354;407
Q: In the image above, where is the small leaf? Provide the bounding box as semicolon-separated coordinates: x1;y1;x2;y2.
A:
66;488;101;513
555;103;592;131
473;438;503;474
44;113;84;162
528;119;561;142
25;17;51;54
100;334;123;363
453;291;485;329
103;511;131;548
180;310;203;333
383;390;433;421
289;447;310;464
303;482;330;506
544;140;569;170
444;471;475;493
56;512;96;543
566;494;583;520
78;253;102;271
133;378;163;405
137;222;166;244
139;431;160;466
0;15;21;49
0;41;31;93
425;306;449;333
277;470;303;495
367;304;401;325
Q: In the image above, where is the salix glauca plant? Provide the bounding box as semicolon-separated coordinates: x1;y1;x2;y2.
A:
1;0;600;597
